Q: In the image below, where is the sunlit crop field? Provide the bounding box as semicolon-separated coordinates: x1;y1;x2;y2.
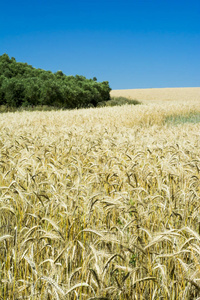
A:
111;87;200;104
1;97;200;299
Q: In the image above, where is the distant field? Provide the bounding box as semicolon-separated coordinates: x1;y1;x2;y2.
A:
111;87;200;103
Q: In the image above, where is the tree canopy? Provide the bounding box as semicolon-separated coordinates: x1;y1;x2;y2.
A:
0;54;111;109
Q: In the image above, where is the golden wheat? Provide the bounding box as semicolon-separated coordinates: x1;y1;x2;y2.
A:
0;98;200;299
111;87;200;104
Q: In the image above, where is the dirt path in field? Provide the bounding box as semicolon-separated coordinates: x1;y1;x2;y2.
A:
110;87;200;104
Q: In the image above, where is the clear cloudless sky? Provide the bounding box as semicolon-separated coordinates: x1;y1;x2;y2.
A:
0;0;199;89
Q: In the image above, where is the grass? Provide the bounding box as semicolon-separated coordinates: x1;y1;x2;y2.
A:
165;112;200;125
1;100;200;299
0;105;64;113
0;97;141;113
97;97;141;107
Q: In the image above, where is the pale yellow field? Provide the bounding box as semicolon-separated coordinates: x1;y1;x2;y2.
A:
1;98;200;299
111;87;200;104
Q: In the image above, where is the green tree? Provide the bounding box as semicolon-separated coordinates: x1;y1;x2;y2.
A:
0;53;112;109
2;78;25;107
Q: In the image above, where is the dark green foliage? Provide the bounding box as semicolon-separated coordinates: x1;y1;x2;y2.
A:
97;97;141;107
0;54;111;109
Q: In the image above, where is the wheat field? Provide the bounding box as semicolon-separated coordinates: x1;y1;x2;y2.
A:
1;94;200;299
111;87;200;104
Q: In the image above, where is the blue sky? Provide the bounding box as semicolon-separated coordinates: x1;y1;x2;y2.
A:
0;0;199;89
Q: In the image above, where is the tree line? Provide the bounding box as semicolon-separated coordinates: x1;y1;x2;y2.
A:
0;54;111;109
